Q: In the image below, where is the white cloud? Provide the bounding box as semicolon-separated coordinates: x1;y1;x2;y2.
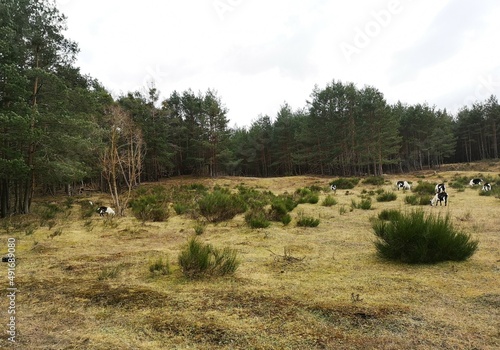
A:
57;0;500;127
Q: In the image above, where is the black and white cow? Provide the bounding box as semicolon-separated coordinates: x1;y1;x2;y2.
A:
430;192;448;206
435;183;446;193
469;178;483;186
396;180;411;190
97;206;115;216
482;183;492;191
330;184;337;194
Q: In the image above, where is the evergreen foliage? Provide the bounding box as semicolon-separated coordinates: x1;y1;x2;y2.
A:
245;208;271;229
178;238;240;279
362;176;385;186
198;188;247;223
2;1;500;218
376;191;397;202
373;210;478;264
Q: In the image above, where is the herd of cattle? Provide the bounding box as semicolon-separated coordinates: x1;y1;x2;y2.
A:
396;178;491;206
95;178;493;217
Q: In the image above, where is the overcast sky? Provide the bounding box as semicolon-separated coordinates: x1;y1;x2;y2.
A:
55;0;500;128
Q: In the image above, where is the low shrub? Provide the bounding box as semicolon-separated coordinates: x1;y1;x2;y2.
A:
193;222;206;235
269;194;297;221
281;213;292;225
419;194;433;205
405;194;432;206
339;205;348;215
376;191;397;202
149;257;171;276
296;215;320;227
373;210;478;264
413;182;435;195
130;194;168;222
322;195;337;207
245;208;271;228
331;177;360;190
362;176;385;186
378;209;402;222
295;187;320;204
351;198;372;210
79;200;96;219
450;175;470;186
237;184;274;209
38;202;62;221
198;189;247;223
173;203;188;215
404;195;419;205
98;265;123;280
178;238;240;278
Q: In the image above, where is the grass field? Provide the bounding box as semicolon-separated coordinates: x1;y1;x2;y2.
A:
1;164;499;349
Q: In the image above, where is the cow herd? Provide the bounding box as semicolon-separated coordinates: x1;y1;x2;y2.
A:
330;177;493;207
394;178;492;206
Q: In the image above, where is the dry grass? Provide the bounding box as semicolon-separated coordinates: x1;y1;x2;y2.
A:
1;165;500;349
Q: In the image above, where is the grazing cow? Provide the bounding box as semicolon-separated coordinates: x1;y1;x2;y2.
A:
435;183;446;193
430;192;448;206
97;206;115;216
396;180;411;190
330;184;337;194
469;178;483;186
482;183;492;191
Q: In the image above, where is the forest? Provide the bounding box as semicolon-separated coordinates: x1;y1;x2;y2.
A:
1;0;500;217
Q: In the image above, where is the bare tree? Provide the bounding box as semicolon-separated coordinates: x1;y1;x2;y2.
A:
101;105;144;215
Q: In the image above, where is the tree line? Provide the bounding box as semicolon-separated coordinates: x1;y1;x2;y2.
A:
1;0;499;217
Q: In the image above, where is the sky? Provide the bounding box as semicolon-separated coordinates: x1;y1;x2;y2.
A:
55;0;500;128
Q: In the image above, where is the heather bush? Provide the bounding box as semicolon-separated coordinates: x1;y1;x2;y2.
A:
331;177;360;190
362;176;385;186
178;238;240;278
373;210;478;264
198;188;247;223
376;191;397;202
245;208;271;228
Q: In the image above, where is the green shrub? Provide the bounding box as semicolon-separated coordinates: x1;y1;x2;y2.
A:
404;195;419;205
339;205;348;215
38;203;62;221
245;208;271;228
331;177;360;190
351;198;372;210
237;184;274;209
373;210;478;264
63;197;74;209
295;187;320;204
269;194;297;221
149;257;171;276
376;191;397;202
198;189;247;223
178;238;240;279
296;214;320;227
194;222;206;235
130;194;168;222
362;176;385;186
450;175;470;186
98;265;123;280
405;194;432;206
80;200;96;219
173;203;188;215
281;213;292;225
413;182;435;195
378;209;402;222
322;195;338;207
449;182;465;192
